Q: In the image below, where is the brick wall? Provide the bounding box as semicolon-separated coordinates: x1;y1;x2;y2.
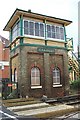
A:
0;36;9;81
10;45;69;98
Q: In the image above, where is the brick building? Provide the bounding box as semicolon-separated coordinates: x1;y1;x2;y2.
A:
0;35;9;82
0;35;9;98
4;9;72;98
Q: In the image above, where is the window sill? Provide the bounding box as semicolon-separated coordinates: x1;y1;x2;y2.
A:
31;86;42;89
53;84;62;87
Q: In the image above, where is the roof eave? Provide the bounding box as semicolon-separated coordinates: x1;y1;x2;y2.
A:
3;8;72;31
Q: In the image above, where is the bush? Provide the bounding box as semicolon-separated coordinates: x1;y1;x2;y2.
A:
70;78;80;90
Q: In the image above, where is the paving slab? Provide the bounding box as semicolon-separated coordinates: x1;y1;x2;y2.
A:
14;104;74;116
8;103;49;111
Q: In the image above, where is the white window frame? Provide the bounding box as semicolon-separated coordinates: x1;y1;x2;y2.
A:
53;68;61;85
23;19;45;39
12;20;20;41
46;24;64;40
31;67;41;87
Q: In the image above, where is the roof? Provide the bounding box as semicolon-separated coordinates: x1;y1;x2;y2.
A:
0;35;9;46
3;8;72;31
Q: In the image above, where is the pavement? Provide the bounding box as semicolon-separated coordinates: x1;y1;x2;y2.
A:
7;102;75;117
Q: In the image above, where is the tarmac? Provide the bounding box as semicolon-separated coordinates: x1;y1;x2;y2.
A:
8;102;75;117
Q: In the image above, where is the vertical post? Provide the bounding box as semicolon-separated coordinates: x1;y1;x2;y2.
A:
9;29;12;43
64;26;67;48
18;47;29;98
44;53;51;97
44;19;47;45
20;15;23;44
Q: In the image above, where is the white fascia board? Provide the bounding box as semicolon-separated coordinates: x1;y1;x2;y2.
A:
0;61;9;66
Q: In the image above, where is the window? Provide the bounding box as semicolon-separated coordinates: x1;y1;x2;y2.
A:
40;23;44;37
56;26;60;39
29;21;34;35
60;27;64;39
12;21;20;40
53;68;60;84
35;22;39;36
14;68;17;82
31;67;40;86
24;21;28;34
47;25;51;38
24;20;44;37
46;24;64;40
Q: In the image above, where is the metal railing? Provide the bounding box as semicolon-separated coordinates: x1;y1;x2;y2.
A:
68;51;79;76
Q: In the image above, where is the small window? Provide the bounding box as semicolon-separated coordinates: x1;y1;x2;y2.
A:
12;21;20;40
60;27;64;39
56;26;60;39
24;21;28;34
47;25;51;38
40;23;44;37
35;22;39;36
24;20;44;38
29;21;34;35
53;68;60;84
14;68;17;82
31;67;40;86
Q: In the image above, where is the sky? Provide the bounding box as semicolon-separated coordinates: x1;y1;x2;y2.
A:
0;0;79;52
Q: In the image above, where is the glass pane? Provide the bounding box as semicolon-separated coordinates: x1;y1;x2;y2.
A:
53;78;56;83
17;21;20;28
57;78;60;83
29;22;34;35
52;32;56;38
56;33;60;39
56;26;60;39
29;28;34;35
40;23;44;37
57;71;60;76
24;28;28;34
56;26;59;33
17;28;20;36
35;23;39;36
24;21;28;28
35;22;39;29
35;29;39;36
47;25;51;31
31;67;40;86
60;27;64;39
53;68;60;84
47;31;51;38
29;22;34;28
52;25;55;32
40;31;44;37
15;70;17;82
24;21;28;34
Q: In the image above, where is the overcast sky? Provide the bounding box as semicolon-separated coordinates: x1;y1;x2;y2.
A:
0;0;79;52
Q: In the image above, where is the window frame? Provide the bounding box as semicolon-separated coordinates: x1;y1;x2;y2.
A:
46;24;64;40
14;68;17;82
31;67;41;88
12;20;20;41
11;18;65;41
23;19;45;39
52;67;61;85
